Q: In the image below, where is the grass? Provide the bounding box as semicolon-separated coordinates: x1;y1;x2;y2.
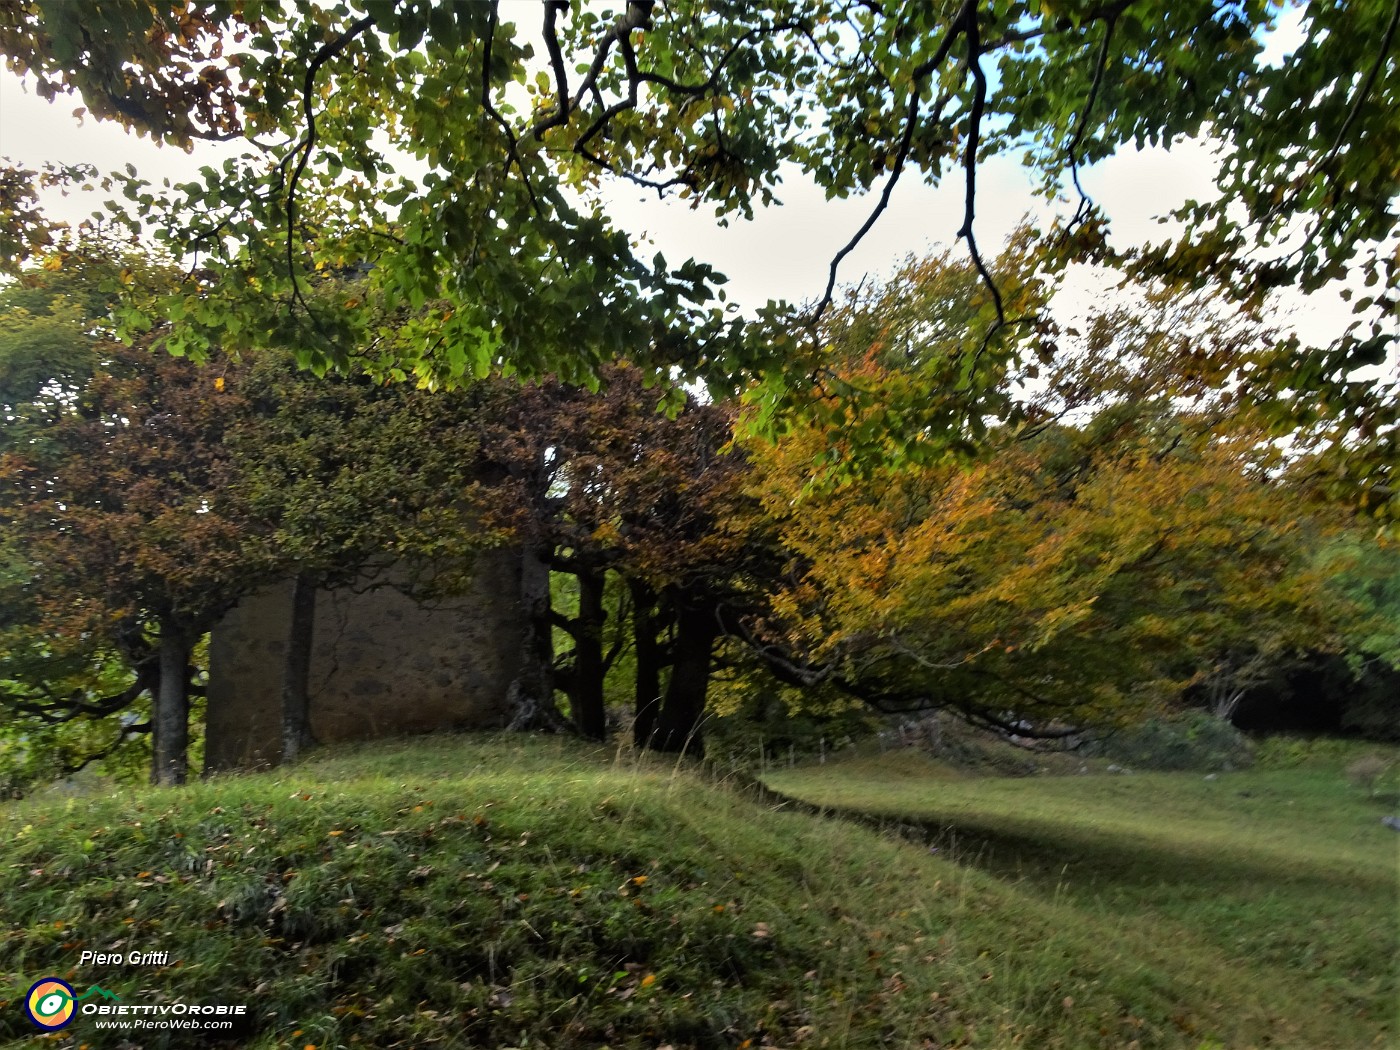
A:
0;732;1391;1048
766;739;1400;1049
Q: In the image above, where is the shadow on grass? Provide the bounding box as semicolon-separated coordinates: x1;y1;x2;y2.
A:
749;775;1387;895
867;809;1392;899
885;806;1398;1021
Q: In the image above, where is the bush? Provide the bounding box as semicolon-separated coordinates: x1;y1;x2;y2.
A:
704;685;880;769
1252;735;1368;769
1345;753;1394;795
1089;712;1254;772
1338;660;1400;740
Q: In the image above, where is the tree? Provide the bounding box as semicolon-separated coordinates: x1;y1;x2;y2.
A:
0;532;157;796
1301;533;1400;738
0;250;500;783
221;342;496;761
477;365;760;751
1320;536;1400;675
2;1;1394;510
734;247;1367;735
747;396;1359;735
0;327;260;784
0;250;175;787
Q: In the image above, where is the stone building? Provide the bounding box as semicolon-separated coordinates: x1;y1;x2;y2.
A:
204;551;525;772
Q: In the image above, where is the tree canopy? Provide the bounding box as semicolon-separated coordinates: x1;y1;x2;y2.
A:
0;234;1392;784
1;1;1395;503
3;0;1399;779
0;253;498;784
473;364;759;749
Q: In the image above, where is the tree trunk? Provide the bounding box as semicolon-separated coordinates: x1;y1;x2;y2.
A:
1206;665;1249;723
631;580;664;748
281;572;319;764
571;566;608;740
508;543;565;731
1212;686;1247;723
648;594;718;755
151;621;190;786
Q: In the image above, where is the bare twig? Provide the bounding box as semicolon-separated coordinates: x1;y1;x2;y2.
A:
957;2;1002;330
1062;12;1119;240
808;0;978;330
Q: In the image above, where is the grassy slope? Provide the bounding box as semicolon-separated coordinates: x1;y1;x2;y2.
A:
0;734;1387;1049
766;746;1400;1050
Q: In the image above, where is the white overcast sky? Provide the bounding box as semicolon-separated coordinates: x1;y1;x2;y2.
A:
0;5;1373;353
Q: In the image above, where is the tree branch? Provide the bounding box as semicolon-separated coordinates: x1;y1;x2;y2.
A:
949;702;1083;740
1264;0;1399;231
1062;12;1119;240
957;3;1003;330
284;13;376;332
6;661;157;724
1324;0;1400;178
558;0;656;124
809;0;976;330
533;0;574;138
483;1;545;221
50;723;148;781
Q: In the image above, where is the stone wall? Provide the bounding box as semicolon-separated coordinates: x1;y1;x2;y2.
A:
204;551;525;772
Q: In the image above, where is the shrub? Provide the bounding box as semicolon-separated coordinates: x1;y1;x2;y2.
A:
1345;753;1394;795
704;686;879;769
1252;735;1366;769
1089;712;1254;771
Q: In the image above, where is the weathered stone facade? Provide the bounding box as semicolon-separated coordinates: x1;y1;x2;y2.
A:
204;552;525;772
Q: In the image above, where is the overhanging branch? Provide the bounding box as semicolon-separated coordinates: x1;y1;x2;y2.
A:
809;0;977;331
1062;12;1120;240
283;12;376;332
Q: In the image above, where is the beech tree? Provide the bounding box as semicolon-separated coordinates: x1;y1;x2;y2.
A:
0;533;152;796
738;252;1368;734
0;329;259;784
0;251;497;783
0;334;496;782
222;347;493;761
746;398;1361;734
478;365;758;752
0;251;177;787
1;1;1394;512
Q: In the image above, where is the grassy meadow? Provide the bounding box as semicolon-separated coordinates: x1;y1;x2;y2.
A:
0;733;1394;1049
765;740;1400;1049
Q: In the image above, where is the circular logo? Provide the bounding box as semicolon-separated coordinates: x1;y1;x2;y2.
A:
24;978;76;1030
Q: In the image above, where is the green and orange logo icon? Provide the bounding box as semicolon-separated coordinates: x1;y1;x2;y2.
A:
24;978;76;1030
21;979;120;1030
